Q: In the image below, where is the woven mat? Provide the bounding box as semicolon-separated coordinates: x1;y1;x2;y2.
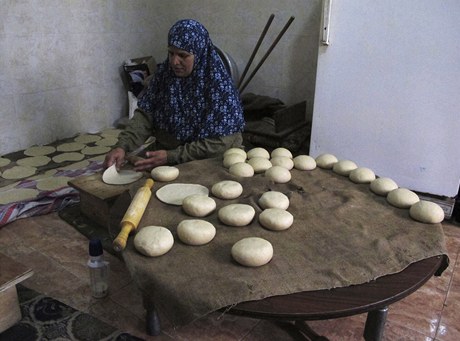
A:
113;157;448;328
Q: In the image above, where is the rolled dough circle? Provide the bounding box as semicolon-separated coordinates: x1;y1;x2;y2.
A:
293;155;316;171
333;160;358;176
387;188;420;208
270;156;294;170
315;153;338;169
17;155;51;167
81;145;111;155
134;226;174;257
95;137;118;147
231;237;273;267
24;145;56;156
56;142;85;152
156;183;209;205
100;128;122;137
102;164;143;185
218;204;255;226
52;152;85;163
259;208;294;231
74;134;101;144
265;166;291;183
229;162;254;177
182;194;216;217
177;219;216;245
349;167;376;184
223;148;247;159
247;157;272;173
0;157;11;167
409;200;444;224
259;191;290;210
1;166;37;179
370;177;398;196
247;147;270;159
151;166;179;182
223;153;247;168
0;188;39;205
36;176;72;191
271;147;293;159
211;180;243;199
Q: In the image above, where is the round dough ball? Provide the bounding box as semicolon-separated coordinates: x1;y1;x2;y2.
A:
151;166;179;182
218;204;255;226
315;153;338;169
223;148;247;159
211;180;243;199
349;167;376;184
247;147;270;159
259;208;294;231
177;219;216;245
223;153;247;168
387;188;420;208
409;200;444;224
293;155;316;170
134;226;174;257
182;194;216;217
265;166;291;183
370;177;398;196
332;160;358;176
248;157;272;173
229;162;254;177
231;237;273;267
270;156;294;170
259;191;290;210
271;147;293;159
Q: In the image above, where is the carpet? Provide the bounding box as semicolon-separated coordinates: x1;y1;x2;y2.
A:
0;285;144;341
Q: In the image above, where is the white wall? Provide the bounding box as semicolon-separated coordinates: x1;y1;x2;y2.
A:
310;0;460;197
0;0;322;155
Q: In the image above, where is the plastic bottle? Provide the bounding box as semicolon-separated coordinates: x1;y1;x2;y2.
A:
87;238;109;298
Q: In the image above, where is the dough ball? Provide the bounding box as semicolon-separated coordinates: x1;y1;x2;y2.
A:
229;162;254;177
182;194;216;217
315;153;338;169
332;160;358;176
223;148;247;159
223;153;247;168
409;200;445;224
387;188;420;208
247;147;270;159
293;155;316;171
134;226;174;257
211;180;243;199
259;191;290;210
271;147;293;159
151;166;179;182
177;219;216;245
370;177;398;196
270;156;294;170
259;208;294;231
218;204;255;226
349;167;376;184
248;157;272;173
231;237;273;267
265;166;291;183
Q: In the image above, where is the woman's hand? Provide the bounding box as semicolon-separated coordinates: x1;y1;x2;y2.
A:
103;147;126;170
134;150;168;171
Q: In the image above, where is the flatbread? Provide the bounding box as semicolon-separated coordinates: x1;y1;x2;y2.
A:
1;166;37;179
81;145;111;155
0;157;11;167
30;169;58;180
100;128;122;137
58;160;90;170
24;145;56;156
74;134;101;144
156;183;209;205
0;188;39;205
16;155;51;167
52;152;85;163
56;142;85;152
102;164;143;185
36;176;72;191
95;137;118;147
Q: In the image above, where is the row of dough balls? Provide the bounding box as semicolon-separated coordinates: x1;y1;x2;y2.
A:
315;153;444;224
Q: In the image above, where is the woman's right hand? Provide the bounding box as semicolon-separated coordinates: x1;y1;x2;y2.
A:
103;147;126;170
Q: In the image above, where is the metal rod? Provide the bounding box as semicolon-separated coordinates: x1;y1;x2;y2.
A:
239;16;295;93
237;14;275;89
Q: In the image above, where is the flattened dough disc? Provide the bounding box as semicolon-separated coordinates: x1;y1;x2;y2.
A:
156;183;209;205
24;145;56;156
102;164;143;185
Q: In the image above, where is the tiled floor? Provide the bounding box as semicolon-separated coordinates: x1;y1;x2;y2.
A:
0;212;459;341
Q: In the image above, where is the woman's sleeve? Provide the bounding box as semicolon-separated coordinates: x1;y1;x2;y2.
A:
115;109;153;152
167;133;243;165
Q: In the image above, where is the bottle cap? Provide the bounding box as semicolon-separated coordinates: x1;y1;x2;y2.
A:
89;238;103;256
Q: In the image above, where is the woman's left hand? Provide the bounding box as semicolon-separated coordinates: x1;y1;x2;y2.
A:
134;150;168;171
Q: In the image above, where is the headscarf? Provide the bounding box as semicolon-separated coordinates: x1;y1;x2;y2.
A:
138;19;245;143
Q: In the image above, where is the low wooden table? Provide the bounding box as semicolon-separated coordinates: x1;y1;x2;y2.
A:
0;253;34;333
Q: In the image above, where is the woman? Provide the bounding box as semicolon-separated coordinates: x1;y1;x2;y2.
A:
104;19;245;171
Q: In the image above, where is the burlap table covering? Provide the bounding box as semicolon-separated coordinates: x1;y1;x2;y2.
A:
117;157;448;328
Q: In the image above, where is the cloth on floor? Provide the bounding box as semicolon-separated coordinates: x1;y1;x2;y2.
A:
112;157;448;328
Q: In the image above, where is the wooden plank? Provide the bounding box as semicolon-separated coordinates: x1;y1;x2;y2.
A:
0;253;33;293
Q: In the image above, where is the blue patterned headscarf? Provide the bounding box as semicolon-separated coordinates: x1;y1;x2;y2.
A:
138;19;245;143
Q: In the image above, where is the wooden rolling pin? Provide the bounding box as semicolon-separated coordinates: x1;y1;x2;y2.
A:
113;178;154;252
